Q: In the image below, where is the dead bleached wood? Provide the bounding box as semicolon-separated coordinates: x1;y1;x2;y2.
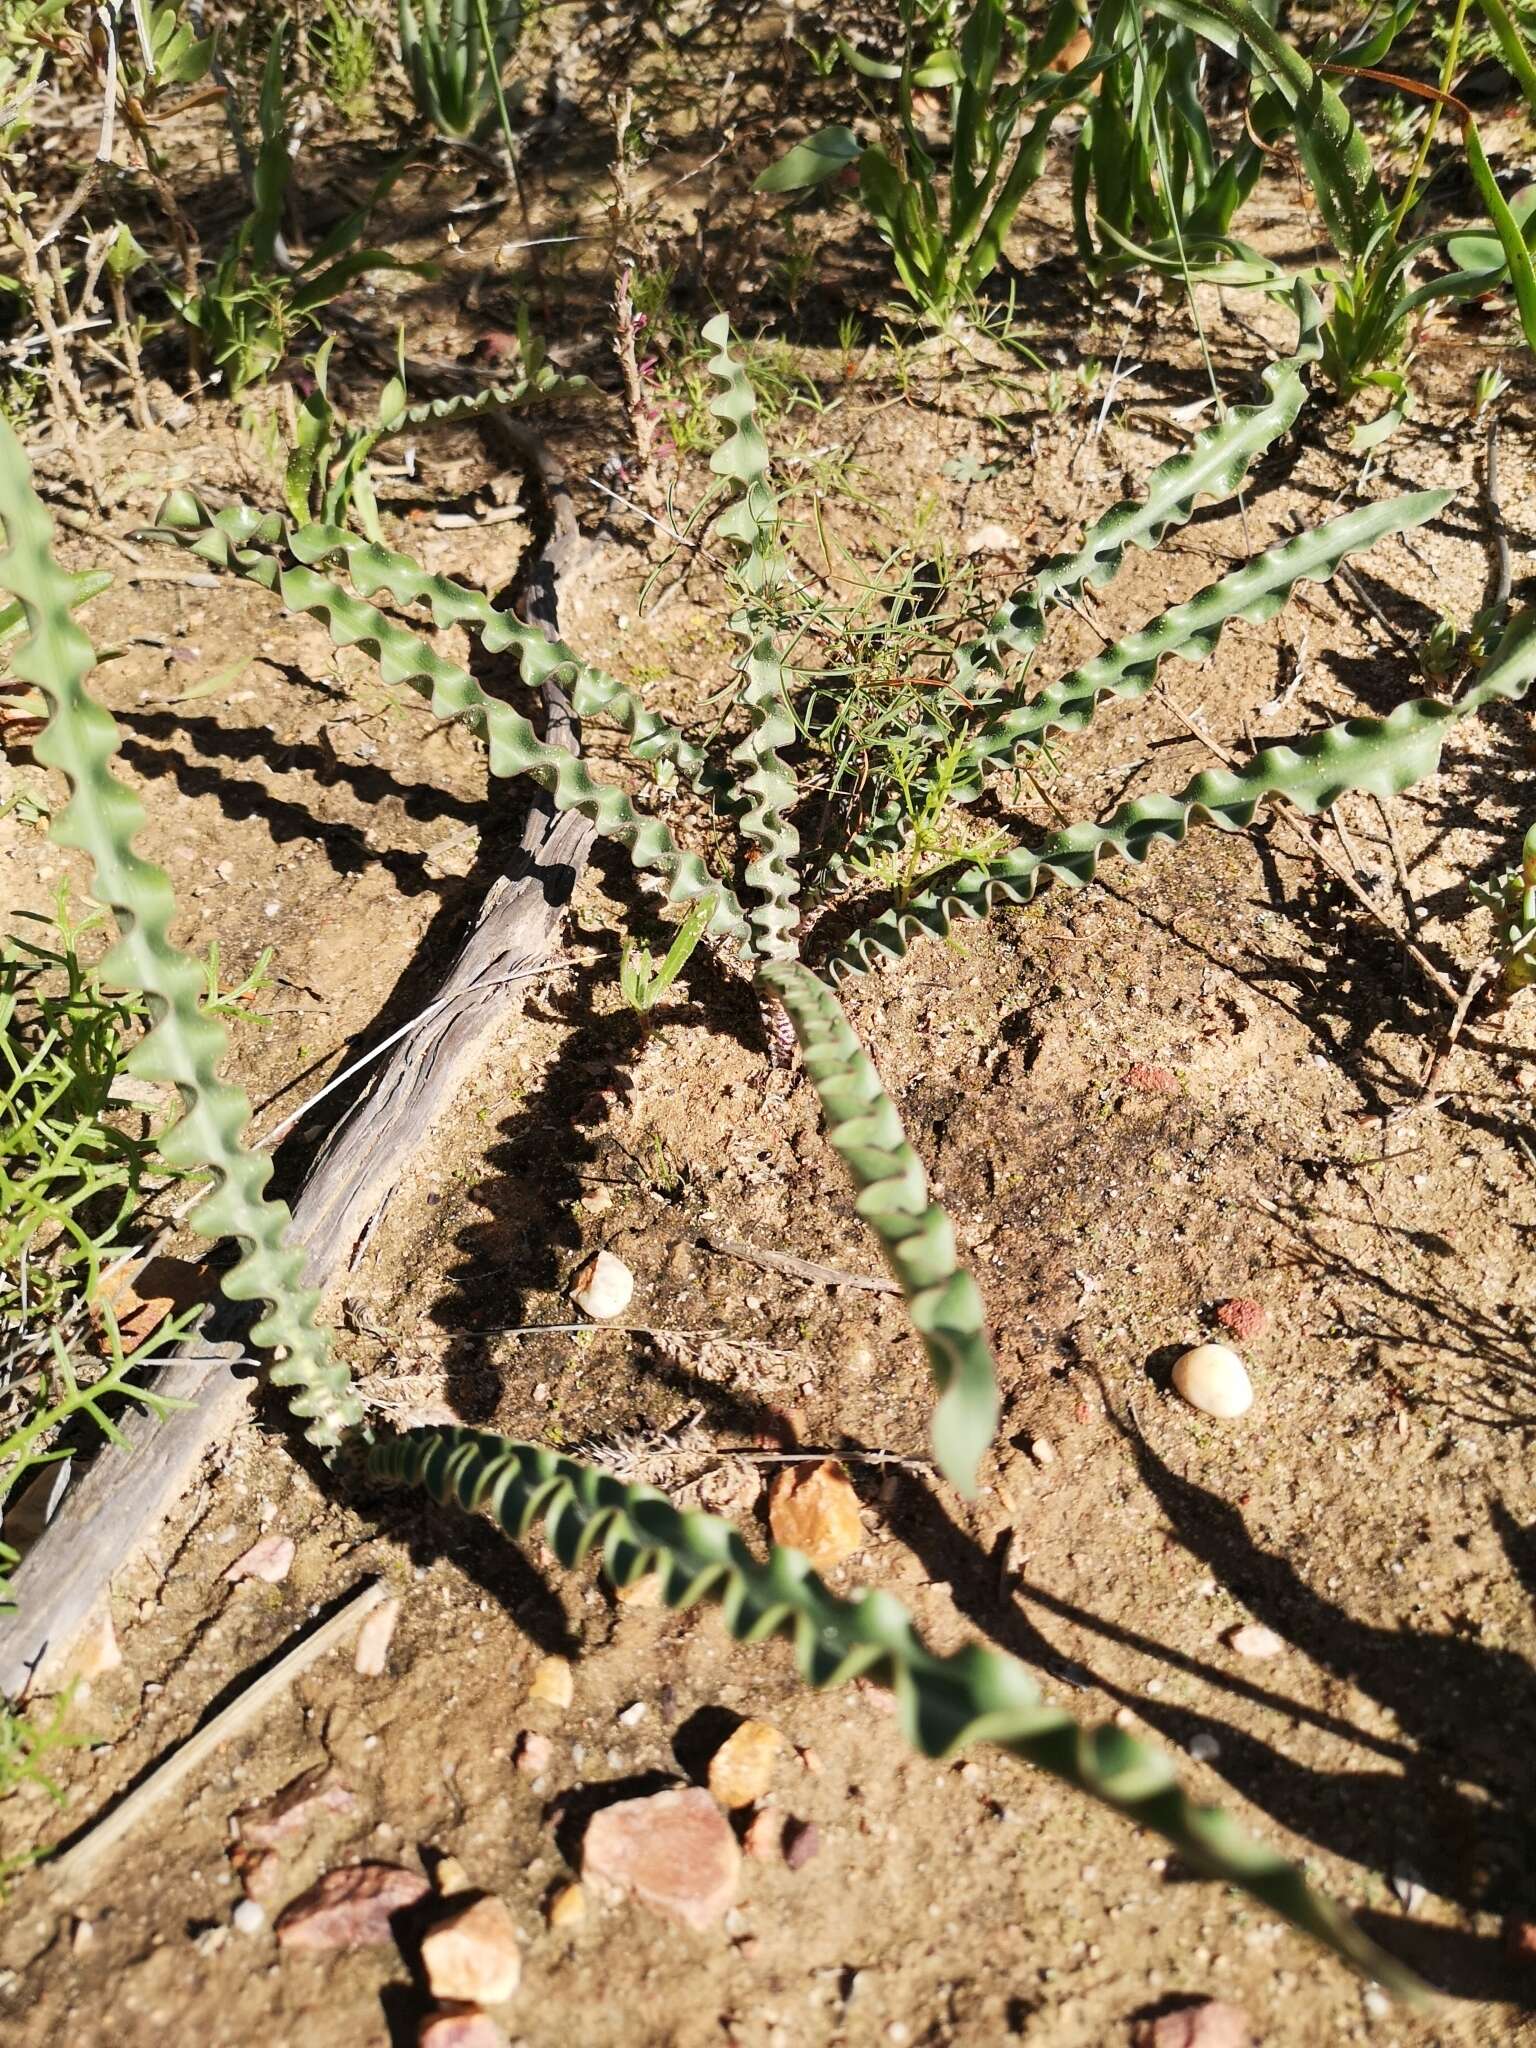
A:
0;405;597;1707
44;1579;387;1897
0;721;593;1698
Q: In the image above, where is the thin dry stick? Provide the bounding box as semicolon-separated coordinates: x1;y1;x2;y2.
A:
107;268;157;430
0;171;95;433
700;1236;902;1295
45;1580;387;1899
1483;412;1512;624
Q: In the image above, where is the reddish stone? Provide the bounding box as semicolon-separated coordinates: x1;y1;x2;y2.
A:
418;2011;508;2048
275;1863;429;1950
581;1786;739;1931
782;1817;820;1871
1215;1297;1269;1342
1505;1915;1536;1964
1125;1063;1180;1097
236;1764;356;1848
1131;2001;1251;2048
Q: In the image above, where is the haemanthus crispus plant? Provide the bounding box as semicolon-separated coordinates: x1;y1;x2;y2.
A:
7;286;1535;1984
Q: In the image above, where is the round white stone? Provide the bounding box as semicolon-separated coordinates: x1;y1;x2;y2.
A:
569;1249;634;1320
1172;1343;1253;1418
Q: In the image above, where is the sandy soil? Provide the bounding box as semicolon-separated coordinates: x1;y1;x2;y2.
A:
2;8;1536;2044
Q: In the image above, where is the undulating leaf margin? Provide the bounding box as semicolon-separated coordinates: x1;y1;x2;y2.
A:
829;605;1536;978
756;959;998;1495
367;1423;1427;1999
704;313;803;960
942;281;1324;717
963;489;1451;774
0;422;360;1447
280;520;732;807
151;493;751;944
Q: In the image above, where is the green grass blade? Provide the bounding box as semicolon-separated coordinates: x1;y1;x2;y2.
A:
756;960;997;1494
153;494;749;942
1142;0;1386;258
367;1425;1428;1998
0;423;359;1448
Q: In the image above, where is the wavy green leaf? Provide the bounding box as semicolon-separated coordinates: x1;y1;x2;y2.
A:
0;423;359;1448
947;281;1323;709
705;314;802;961
367;1425;1426;1997
278;520;730;807
964;489;1450;773
828;689;1495;977
756;960;997;1494
152;493;750;944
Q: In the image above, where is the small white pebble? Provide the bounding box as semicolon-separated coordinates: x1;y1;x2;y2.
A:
1172;1343;1253;1418
232;1899;266;1936
570;1249;634;1320
616;1700;647;1728
1189;1733;1221;1762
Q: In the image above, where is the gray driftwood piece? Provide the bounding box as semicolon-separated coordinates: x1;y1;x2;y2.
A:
0;679;594;1698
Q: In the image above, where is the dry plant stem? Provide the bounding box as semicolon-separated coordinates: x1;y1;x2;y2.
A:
137;157;202;378
1483;413;1511;620
700;1235;902;1295
1418;956;1497;1097
0;173;94;433
613;260;660;505
43;1581;387;1899
108;272;157;431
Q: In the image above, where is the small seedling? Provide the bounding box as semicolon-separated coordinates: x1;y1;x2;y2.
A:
619;895;715;1013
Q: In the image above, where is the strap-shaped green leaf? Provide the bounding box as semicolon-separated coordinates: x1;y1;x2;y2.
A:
152;494;750;944
828;692;1481;978
1142;0;1386;260
704;315;802;960
0;423;360;1448
367;1425;1426;1998
279;519;731;807
947;281;1324;709
963;489;1450;774
755;960;997;1494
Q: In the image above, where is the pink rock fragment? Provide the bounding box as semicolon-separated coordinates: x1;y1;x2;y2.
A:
420;1896;522;2004
1131;2001;1251;2048
1215;1297;1269;1342
1224;1623;1284;1661
236;1764;357;1849
514;1731;552;1776
782;1817;820;1870
1124;1062;1180;1097
354;1596;400;1676
581;1786;740;1931
275;1863;429;1950
418;2010;508;2048
225;1534;295;1585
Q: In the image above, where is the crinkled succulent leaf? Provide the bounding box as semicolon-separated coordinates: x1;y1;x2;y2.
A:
151;493;749;944
704;314;802;960
0;423;359;1447
964;489;1450;774
755;960;997;1494
827;679;1531;978
280;519;731;808
368;1425;1426;1998
946;281;1324;714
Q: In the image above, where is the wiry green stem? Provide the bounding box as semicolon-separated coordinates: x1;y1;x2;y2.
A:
153;493;750;944
756;960;997;1494
0;424;358;1446
368;1425;1426;1999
